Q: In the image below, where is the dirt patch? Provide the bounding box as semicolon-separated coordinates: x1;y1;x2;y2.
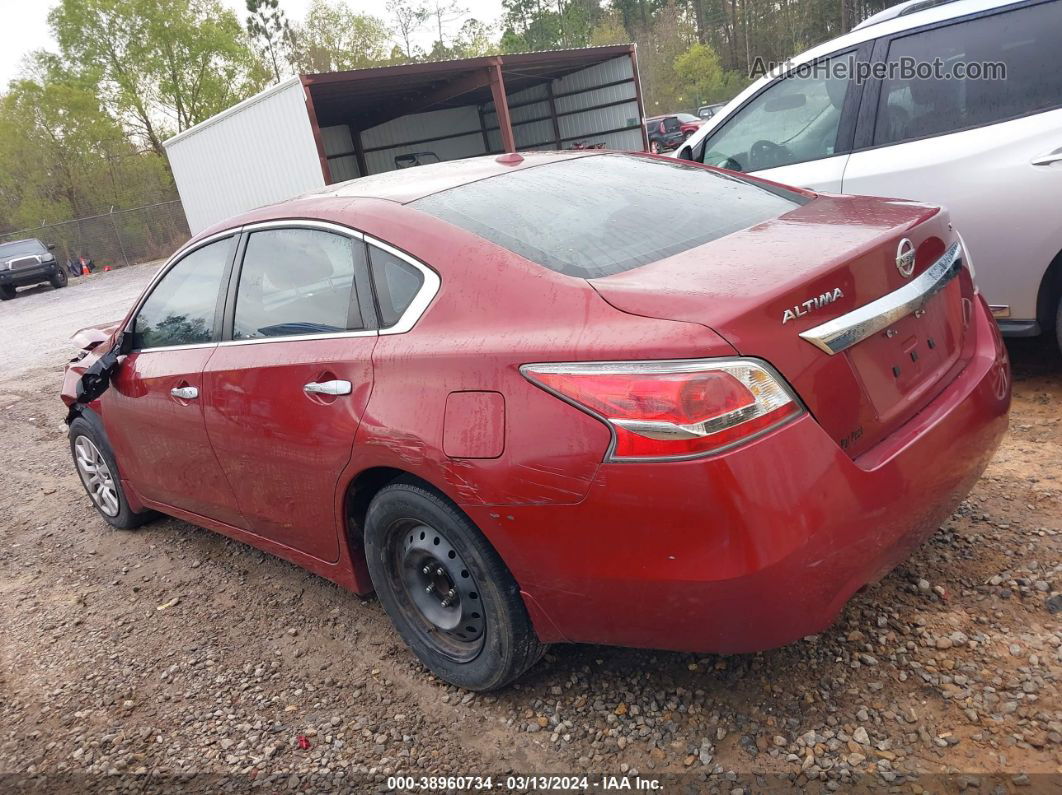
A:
0;274;1058;791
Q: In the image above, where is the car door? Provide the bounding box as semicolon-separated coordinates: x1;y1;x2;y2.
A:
104;234;246;526
687;48;866;191
841;0;1062;327
202;222;379;563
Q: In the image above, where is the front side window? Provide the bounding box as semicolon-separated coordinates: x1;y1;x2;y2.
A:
133;238;232;350
873;0;1062;146
412;153;804;278
369;245;424;328
233;228;360;340
700;53;853;172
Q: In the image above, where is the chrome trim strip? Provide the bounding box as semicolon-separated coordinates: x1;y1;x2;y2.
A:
799;242;963;356
129;219;439;353
239;219;366;240
367;234;441;336
988;304;1010;319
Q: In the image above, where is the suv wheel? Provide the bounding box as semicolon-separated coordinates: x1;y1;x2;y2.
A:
0;285;14;301
50;267;68;289
69;415;154;529
364;481;545;691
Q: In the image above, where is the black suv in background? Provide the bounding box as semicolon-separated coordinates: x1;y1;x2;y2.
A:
0;238;67;300
644;116;685;153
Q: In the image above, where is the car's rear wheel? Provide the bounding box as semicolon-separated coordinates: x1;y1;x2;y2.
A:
0;285;15;300
364;481;545;691
50;267;68;289
68;415;154;530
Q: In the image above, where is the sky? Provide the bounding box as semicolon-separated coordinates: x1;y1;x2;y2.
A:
0;0;505;89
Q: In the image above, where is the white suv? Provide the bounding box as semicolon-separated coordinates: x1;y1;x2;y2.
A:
674;0;1062;345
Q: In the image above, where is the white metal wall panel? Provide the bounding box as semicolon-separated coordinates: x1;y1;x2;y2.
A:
558;101;641;141
553;56;634;95
513;119;554;148
364;133;486;175
320;124;354;156
329;155;361;182
361;106;488;175
361;106;479;149
163;78;324;234
484;55;641;152
554;81;636;114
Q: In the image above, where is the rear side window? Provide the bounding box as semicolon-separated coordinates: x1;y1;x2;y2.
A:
873;0;1062;146
133;238;232;349
412;154;804;278
369;244;424;327
233;228;361;340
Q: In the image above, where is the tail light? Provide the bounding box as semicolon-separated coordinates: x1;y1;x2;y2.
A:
521;358;804;461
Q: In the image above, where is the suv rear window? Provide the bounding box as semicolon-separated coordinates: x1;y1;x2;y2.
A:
662;117;681;132
412;154;804;278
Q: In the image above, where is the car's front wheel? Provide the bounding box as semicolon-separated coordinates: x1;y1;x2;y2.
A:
0;285;15;301
50;267;68;289
364;481;545;690
69;415;154;529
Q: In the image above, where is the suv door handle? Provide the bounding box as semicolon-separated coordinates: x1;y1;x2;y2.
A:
170;386;198;400
304;379;352;396
1032;148;1062;166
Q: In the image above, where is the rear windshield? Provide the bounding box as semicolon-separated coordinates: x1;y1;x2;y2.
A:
0;239;45;257
412;154;805;277
662;117;681;131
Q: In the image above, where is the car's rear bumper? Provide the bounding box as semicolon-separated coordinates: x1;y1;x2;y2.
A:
0;261;58;287
468;296;1010;652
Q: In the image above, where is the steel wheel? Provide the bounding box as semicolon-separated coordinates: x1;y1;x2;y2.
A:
392;519;486;662
73;435;120;517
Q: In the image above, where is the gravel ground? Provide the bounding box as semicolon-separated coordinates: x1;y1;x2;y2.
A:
0;266;1059;792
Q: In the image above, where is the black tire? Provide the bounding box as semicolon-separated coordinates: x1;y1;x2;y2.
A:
68;414;155;530
0;285;14;301
364;481;545;691
49;267;68;289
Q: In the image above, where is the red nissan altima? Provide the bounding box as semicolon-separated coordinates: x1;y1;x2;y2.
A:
62;152;1010;690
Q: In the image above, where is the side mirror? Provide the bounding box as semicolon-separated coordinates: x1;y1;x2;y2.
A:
678;146;694;161
47;243;56;251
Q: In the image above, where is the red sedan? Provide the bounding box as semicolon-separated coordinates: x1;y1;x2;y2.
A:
62;152;1010;690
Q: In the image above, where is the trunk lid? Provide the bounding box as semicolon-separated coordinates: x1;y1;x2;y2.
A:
589;194;976;459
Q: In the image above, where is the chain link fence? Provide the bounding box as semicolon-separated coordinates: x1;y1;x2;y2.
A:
0;200;190;271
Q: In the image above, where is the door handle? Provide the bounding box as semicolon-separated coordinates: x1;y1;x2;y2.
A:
170;386;199;400
1032;148;1062;166
304;379;352;396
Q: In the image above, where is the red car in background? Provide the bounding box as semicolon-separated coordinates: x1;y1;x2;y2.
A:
62;152;1010;691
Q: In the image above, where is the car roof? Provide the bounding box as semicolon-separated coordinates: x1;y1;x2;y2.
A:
309;151;598;205
790;0;1021;61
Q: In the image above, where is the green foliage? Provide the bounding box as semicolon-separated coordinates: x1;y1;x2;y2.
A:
246;0;295;83
674;42;749;106
290;0;392;73
48;0;267;155
0;57;172;231
388;0;430;59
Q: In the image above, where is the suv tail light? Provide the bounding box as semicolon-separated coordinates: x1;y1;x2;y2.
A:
521;358;804;461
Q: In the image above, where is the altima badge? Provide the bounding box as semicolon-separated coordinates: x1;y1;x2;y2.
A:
782;287;844;324
896;238;915;278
